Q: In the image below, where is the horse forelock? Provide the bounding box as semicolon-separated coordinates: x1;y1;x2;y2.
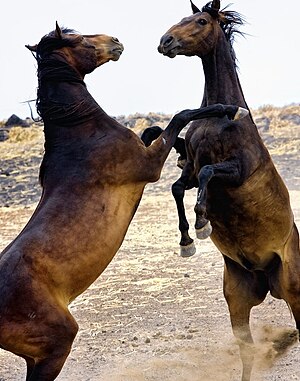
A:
201;1;219;18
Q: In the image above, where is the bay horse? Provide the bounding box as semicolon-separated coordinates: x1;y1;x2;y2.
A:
0;23;246;380
156;1;300;380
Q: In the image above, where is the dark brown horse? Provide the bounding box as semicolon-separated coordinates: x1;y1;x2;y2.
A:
157;1;300;380
0;23;246;380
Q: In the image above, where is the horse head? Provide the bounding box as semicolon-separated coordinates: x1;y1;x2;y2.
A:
158;1;243;58
26;22;124;77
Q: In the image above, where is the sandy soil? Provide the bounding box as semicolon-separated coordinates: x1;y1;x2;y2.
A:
0;119;300;381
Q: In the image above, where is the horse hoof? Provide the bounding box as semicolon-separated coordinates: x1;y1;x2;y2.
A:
195;221;212;239
180;242;196;257
177;158;187;169
234;107;249;121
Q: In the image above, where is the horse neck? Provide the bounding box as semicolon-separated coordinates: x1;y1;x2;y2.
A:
200;32;248;109
37;58;108;126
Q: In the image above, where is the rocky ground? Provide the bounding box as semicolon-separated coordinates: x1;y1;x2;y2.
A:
0;105;300;380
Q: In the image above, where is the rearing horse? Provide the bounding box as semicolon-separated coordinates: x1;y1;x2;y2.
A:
157;1;300;380
0;23;245;381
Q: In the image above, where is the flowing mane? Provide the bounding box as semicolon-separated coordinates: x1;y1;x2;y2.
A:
202;1;245;45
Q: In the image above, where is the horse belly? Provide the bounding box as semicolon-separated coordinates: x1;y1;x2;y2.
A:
40;184;145;301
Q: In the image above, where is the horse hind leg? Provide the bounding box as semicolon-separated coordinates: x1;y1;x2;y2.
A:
223;256;269;381
278;225;300;334
28;314;78;381
14;306;79;381
22;356;35;381
28;351;73;381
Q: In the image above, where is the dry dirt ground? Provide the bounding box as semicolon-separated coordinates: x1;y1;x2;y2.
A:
0;112;300;380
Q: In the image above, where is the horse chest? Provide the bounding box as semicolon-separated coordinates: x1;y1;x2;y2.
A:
189;124;228;166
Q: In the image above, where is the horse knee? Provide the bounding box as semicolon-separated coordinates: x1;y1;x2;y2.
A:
199;165;214;185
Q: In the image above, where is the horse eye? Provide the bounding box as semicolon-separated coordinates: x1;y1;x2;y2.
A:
198;19;207;26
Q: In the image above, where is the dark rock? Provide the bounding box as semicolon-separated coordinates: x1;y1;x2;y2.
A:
0;130;9;141
5;114;33;128
255;117;270;132
279;113;300;125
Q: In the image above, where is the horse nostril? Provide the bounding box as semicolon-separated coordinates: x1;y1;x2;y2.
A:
161;35;174;47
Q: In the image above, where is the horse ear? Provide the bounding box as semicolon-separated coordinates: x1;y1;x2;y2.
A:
55;21;62;39
211;0;221;11
25;44;37;52
190;0;200;14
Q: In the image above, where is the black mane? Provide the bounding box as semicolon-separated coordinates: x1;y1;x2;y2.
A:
36;28;81;61
35;58;96;127
36;59;86;119
34;28;101;125
202;2;245;44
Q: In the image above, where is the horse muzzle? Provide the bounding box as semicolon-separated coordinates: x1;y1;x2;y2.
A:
110;43;124;61
158;35;181;58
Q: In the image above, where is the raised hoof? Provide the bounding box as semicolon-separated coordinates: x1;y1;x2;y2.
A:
180;242;196;257
177;158;187;169
195;221;212;239
234;107;249;121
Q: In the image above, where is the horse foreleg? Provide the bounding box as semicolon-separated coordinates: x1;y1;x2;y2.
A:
194;166;214;239
145;105;248;169
173;136;187;169
172;164;196;257
223;256;269;381
141;126;187;169
279;225;300;333
140;126;163;147
194;160;243;239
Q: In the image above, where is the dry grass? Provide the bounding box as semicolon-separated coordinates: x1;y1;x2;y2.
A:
1;104;299;143
252;104;300;131
5;125;43;143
